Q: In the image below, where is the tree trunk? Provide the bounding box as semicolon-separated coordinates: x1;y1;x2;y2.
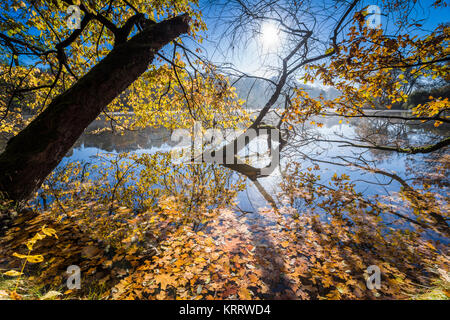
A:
0;14;190;202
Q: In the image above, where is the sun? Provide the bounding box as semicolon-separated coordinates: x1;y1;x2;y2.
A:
260;22;280;49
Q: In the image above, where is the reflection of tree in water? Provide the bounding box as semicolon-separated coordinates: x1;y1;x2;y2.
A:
207;114;449;298
43;152;246;244
71;126;175;154
233;159;448;298
352;117;449;161
405;151;449;190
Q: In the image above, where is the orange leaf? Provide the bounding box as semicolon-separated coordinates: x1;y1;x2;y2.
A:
154;274;176;291
280;241;290;248
239;287;252;300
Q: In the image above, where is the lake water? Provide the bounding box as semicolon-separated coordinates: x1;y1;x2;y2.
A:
58;110;449;243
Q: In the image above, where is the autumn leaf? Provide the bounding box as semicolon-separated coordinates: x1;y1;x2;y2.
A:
25;254;44;263
40;290;62;300
280;241;290;248
41;225;58;239
154;274;176;291
13;252;44;263
12;252;28;259
9;291;22;300
81;246;102;259
3;270;22;277
239;287;252;300
325;47;334;55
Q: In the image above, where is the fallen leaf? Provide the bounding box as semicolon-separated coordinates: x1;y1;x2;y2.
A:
3;270;22;277
40;290;62;300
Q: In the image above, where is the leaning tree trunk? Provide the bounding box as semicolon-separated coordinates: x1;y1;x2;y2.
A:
0;14;190;202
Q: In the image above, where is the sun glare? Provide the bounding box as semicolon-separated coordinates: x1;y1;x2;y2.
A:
260;22;280;49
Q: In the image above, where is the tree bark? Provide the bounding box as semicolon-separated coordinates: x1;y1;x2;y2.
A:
0;14;190;202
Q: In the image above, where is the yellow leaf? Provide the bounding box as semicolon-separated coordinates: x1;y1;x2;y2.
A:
280;241;289;248
3;270;22;277
9;291;22;300
239;287;252;299
41;225;58;238
26;254;44;263
425;242;436;251
12;252;28;259
194;257;206;264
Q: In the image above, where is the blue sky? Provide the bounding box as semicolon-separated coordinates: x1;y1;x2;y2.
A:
3;0;448;78
191;0;449;76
